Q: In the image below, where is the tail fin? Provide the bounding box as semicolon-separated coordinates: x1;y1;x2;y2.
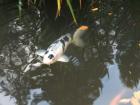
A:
119;98;130;104
72;25;88;47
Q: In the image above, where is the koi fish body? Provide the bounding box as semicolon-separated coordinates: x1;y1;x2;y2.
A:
36;26;88;65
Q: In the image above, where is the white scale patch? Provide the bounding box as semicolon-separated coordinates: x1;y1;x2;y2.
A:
48;40;64;52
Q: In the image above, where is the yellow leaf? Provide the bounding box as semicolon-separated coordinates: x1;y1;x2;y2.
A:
57;0;61;16
108;12;113;16
79;0;82;9
91;7;98;12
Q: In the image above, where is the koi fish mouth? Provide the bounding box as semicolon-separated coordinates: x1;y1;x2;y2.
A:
79;26;88;30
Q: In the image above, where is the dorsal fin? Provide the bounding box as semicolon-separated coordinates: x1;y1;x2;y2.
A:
35;49;47;57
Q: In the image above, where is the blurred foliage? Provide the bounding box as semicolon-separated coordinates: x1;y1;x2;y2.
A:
115;0;140;88
18;0;86;24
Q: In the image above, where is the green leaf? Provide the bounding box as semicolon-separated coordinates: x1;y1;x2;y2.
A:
34;0;37;4
66;0;77;25
18;0;22;19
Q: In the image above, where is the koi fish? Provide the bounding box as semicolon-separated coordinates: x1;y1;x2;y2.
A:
24;26;88;72
119;90;140;105
109;90;125;105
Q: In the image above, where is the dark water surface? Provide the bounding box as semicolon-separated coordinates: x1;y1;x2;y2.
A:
0;1;140;105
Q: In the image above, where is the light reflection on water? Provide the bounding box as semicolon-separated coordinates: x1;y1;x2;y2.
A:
0;0;140;105
0;91;16;105
95;42;140;105
94;60;126;105
95;42;124;105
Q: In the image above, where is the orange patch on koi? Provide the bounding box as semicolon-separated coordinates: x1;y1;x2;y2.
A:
109;90;126;105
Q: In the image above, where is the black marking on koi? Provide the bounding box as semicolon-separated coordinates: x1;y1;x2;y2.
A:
54;40;59;43
45;51;48;54
63;36;69;42
60;39;65;51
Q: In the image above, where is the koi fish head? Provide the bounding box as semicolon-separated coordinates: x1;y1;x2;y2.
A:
43;51;56;65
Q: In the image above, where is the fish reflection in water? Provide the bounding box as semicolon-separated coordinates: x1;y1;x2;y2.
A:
109;90;126;105
109;90;140;105
119;91;140;105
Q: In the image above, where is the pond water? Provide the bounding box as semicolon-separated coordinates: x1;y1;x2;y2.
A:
0;1;140;105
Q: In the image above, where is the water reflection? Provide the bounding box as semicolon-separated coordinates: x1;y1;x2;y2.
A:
115;0;140;88
0;0;139;105
0;6;42;105
0;11;112;105
116;26;140;88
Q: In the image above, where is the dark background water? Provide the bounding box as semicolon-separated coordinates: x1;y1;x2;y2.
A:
0;0;140;105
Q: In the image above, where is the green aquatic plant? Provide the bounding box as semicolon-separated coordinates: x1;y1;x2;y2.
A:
66;0;77;24
18;0;22;19
18;0;82;24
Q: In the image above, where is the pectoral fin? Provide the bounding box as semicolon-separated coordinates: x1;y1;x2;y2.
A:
35;49;46;57
57;55;69;62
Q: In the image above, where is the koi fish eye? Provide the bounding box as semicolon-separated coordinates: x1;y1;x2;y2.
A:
48;54;54;59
